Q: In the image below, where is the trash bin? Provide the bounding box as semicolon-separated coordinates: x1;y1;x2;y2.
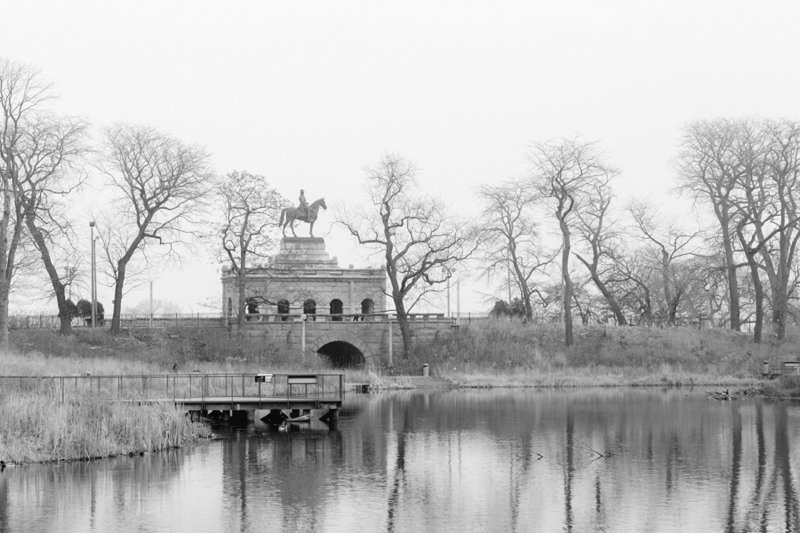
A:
422;363;429;377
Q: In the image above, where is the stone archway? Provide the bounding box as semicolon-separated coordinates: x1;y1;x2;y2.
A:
309;331;373;367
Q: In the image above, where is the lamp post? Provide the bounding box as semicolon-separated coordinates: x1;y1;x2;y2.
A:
507;247;512;305
440;266;451;318
89;221;96;328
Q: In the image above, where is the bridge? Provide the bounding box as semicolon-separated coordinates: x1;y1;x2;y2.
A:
234;312;456;366
9;311;459;367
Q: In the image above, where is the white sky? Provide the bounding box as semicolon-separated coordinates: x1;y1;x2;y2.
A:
3;0;800;314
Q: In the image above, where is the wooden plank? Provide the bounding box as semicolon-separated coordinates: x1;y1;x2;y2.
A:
781;361;800;374
288;374;318;384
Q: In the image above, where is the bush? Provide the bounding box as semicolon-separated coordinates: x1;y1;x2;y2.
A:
64;299;79;318
76;298;105;322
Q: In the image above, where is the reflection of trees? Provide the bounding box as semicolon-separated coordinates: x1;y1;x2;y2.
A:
1;391;798;532
386;400;409;532
773;404;799;531
724;403;742;533
0;473;7;533
563;408;574;533
220;425;343;532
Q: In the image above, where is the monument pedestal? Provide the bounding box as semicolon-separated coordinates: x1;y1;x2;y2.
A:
272;237;338;269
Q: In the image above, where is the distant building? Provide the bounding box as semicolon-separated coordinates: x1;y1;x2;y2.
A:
221;237;386;319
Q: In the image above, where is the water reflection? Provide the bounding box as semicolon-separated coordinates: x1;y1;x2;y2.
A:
0;389;798;532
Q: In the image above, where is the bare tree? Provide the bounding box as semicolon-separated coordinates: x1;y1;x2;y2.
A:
17;114;87;334
529;139;613;346
0;59;42;350
218;171;285;329
478;180;551;320
740;120;800;340
629;200;702;325
1;58;86;345
99;124;212;334
339;154;476;359
573;174;627;325
678;120;744;331
613;248;658;325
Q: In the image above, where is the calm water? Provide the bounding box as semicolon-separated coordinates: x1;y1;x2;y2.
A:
1;389;798;532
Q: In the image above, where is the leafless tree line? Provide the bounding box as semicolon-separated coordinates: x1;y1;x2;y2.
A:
479;120;800;346
5;56;800;357
0;57;274;350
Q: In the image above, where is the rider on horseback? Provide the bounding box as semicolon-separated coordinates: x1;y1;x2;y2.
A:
297;189;308;220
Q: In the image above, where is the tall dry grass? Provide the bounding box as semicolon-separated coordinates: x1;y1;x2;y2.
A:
0;392;212;464
409;320;793;386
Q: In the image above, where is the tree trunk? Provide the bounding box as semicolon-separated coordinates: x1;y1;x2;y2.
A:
522;288;534;321
110;260;127;334
0;185;12;352
737;228;763;343
575;254;626;325
751;265;764;344
511;259;534;320
560;218;574;347
24;210;72;335
660;249;674;326
237;248;247;330
0;283;9;352
773;292;786;341
392;295;413;359
237;270;246;330
721;222;741;331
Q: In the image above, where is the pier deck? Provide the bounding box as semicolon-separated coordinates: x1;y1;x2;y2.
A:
0;373;345;414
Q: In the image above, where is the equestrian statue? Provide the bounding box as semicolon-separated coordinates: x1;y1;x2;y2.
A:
279;189;327;237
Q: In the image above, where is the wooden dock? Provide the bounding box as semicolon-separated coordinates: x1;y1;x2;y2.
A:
0;372;344;421
761;360;800;378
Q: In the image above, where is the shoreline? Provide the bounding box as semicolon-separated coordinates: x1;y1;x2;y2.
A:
2;376;798;468
4;323;800;466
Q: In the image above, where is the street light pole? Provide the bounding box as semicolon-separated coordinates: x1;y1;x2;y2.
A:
90;221;96;328
447;276;451;318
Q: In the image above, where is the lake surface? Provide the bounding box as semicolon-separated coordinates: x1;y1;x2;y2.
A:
1;389;798;532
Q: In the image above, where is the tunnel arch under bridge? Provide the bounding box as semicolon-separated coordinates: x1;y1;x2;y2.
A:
309;331;373;367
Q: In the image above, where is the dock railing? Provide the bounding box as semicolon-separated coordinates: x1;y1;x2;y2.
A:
0;373;344;404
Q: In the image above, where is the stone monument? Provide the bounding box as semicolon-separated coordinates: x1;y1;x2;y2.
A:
221;236;386;319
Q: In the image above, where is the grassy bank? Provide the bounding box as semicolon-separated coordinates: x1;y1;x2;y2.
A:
407;321;799;388
0;391;212;464
8;321;799;390
762;375;800;399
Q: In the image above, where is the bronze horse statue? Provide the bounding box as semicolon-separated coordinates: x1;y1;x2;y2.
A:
279;198;327;237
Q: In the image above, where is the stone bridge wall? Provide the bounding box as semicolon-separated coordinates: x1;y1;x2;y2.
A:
241;317;454;365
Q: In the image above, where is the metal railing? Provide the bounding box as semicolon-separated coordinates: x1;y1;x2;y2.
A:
0;373;344;404
8;312;455;330
238;312;448;323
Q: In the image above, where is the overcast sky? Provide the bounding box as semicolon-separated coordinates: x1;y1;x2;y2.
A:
3;0;800;314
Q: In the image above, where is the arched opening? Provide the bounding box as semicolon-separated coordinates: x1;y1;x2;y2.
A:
361;298;374;320
303;299;316;321
317;341;365;368
330;298;343;321
245;298;259;321
277;299;290;322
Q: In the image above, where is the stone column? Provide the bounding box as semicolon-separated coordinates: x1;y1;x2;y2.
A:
348;280;355;314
